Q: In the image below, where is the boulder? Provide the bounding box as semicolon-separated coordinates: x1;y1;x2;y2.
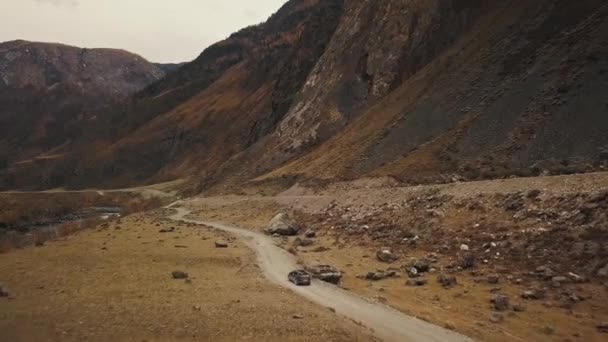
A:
215;240;229;248
266;213;298;236
597;322;608;333
376;248;398;263
305;265;342;284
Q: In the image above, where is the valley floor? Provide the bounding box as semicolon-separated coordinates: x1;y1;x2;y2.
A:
2;172;608;341
0;211;375;341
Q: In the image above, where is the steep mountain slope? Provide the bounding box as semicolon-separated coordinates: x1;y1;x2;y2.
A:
0;40;164;174
2;0;607;192
258;0;608;185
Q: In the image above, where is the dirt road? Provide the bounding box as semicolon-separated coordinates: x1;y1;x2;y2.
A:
169;205;472;342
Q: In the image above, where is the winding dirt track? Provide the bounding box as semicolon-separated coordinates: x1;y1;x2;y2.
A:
168;205;473;342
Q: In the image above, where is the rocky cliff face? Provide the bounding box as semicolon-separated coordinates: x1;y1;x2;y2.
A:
275;0;485;151
2;0;607;191
0;40;164;177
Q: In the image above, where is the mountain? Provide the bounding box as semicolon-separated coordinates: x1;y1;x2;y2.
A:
0;40;164;179
1;0;607;191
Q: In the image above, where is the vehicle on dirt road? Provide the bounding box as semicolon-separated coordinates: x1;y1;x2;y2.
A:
288;270;312;286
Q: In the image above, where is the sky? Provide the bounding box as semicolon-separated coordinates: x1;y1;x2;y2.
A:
0;0;287;63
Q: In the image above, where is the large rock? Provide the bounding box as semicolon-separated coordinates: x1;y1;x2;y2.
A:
305;265;343;284
266;213;298;236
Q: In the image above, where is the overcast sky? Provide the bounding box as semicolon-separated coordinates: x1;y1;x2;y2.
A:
1;0;287;63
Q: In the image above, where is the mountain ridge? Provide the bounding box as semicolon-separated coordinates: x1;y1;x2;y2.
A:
1;0;607;192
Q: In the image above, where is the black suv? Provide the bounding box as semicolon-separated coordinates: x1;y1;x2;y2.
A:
288;270;312;286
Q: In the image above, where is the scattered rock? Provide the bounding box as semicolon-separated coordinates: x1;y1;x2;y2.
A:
543;325;555;335
293;237;314;247
527;189;542;199
522;288;545;300
412;259;430;273
437;274;457;288
460;244;470;251
567;272;587;283
597;264;608;278
192;305;202;311
535;265;556;280
0;285;8;297
304;230;316;238
407;267;419;278
376;247;399;263
215;240;229;248
365;270;397;281
597;322;608;333
489;313;504;324
159;227;175;233
504;193;524;211
461;253;476;269
266;213;298;236
491;294;510;311
406;278;428;287
171;271;189;279
512;302;526;312
311;246;331;253
551;275;567;287
292;314;304;319
487;274;500;284
305;265;342;284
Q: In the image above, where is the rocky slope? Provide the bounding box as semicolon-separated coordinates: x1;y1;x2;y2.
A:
0;40;164;182
2;0;607;191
